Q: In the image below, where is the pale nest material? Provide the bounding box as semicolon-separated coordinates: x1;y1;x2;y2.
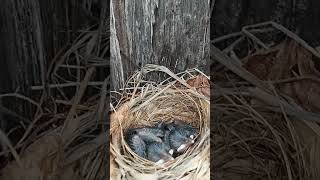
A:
110;64;210;180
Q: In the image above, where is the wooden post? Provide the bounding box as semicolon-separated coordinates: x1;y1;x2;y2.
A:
0;0;46;131
110;0;210;90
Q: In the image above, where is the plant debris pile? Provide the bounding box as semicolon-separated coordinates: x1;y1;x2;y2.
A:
211;21;320;180
0;22;109;180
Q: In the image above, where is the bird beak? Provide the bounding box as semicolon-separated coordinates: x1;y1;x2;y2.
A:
169;149;174;155
177;144;186;152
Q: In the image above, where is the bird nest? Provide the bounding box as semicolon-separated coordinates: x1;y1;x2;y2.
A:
110;64;210;180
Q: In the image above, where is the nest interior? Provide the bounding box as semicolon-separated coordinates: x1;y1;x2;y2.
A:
110;65;210;180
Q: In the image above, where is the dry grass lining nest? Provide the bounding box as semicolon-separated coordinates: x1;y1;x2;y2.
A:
110;64;210;180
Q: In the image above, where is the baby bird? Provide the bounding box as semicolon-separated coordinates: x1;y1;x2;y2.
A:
125;133;147;158
128;127;164;143
146;142;174;164
172;120;198;140
166;120;198;154
164;129;174;155
167;129;194;154
125;125;166;159
125;120;197;161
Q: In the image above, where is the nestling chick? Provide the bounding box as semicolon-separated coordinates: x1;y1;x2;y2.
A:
146;142;174;164
167;129;194;154
164;129;174;155
129;127;164;143
155;121;166;129
125;133;147;158
166;120;198;154
172;120;198;140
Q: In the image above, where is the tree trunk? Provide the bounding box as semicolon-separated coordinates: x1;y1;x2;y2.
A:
110;0;210;90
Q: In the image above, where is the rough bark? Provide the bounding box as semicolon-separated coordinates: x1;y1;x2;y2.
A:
111;0;210;90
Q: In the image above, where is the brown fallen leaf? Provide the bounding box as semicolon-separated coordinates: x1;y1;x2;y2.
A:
186;75;210;97
243;39;320;113
242;51;277;80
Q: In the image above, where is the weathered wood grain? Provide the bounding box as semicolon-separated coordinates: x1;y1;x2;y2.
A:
111;0;210;90
0;0;45;131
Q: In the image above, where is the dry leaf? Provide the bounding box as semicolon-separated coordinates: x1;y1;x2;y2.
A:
244;39;320;113
242;51;277;80
186;75;210;97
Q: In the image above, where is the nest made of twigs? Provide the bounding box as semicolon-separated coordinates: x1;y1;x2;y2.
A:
110;64;210;180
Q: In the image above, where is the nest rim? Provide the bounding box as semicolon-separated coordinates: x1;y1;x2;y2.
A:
110;65;210;179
